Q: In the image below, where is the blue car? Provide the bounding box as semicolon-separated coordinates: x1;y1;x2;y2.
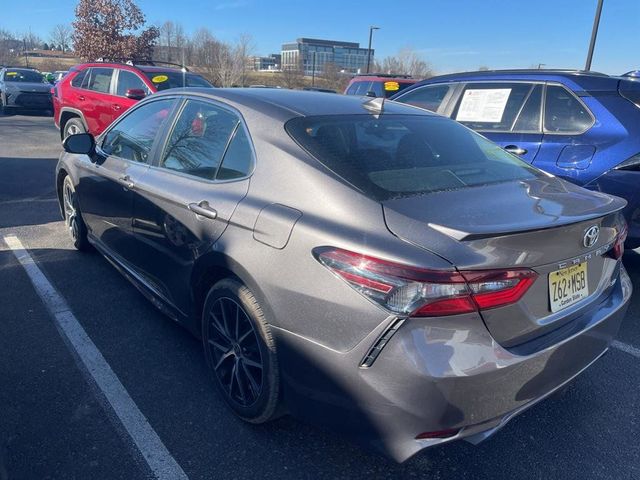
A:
391;70;640;247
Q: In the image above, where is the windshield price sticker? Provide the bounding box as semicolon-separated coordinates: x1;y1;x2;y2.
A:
152;75;169;83
456;88;511;123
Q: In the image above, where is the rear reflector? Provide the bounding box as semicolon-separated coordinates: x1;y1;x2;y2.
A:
314;247;537;317
611;221;628;260
415;428;461;440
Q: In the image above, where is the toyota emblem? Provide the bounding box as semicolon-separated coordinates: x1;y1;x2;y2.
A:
583;225;600;248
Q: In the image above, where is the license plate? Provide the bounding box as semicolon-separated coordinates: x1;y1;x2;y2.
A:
548;263;588;313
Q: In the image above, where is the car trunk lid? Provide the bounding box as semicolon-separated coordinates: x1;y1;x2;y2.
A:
383;176;626;346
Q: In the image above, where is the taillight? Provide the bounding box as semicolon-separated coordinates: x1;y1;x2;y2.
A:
611;221;628;260
314;248;537;317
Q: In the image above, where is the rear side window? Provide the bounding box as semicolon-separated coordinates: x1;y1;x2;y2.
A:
102;99;175;163
116;70;148;96
143;72;213;91
286;114;541;201
452;82;535;131
544;85;593;133
348;81;372;96
395;84;454;112
160;100;239;180
86;68;113;94
70;69;87;88
216;126;254;180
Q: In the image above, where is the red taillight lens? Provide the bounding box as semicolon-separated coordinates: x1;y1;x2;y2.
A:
314;248;537;317
611;221;628;260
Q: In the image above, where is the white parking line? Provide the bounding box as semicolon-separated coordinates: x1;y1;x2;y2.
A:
3;235;189;480
611;340;640;359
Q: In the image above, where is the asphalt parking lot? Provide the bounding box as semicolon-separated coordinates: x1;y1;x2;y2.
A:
0;112;639;480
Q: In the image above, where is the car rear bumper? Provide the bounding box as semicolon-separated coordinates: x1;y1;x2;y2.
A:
275;264;632;462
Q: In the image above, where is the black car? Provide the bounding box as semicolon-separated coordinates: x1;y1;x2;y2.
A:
0;67;53;114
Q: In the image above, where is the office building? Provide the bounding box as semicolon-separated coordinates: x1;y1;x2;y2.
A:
281;38;372;75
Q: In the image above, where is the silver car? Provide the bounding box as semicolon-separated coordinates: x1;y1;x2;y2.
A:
56;88;632;462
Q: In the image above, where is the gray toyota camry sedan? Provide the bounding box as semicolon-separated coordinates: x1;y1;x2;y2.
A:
55;88;632;462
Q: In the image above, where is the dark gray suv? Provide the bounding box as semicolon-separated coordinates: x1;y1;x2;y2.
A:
56;88;631;462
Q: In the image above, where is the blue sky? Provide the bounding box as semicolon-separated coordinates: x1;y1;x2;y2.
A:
5;0;639;74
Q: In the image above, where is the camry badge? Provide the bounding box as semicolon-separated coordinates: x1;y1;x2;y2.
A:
583;225;600;248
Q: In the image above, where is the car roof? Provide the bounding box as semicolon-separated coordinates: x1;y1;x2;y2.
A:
350;75;417;83
73;62;189;74
155;87;433;120
403;69;621;93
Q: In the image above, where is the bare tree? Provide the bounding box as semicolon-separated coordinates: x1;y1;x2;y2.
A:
235;33;255;87
50;24;72;53
22;31;43;51
0;28;18;64
72;0;159;61
280;62;305;89
376;47;433;78
320;62;348;92
158;20;176;61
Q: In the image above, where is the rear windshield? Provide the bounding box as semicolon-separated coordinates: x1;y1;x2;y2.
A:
286;114;542;201
143;71;213;90
4;70;44;83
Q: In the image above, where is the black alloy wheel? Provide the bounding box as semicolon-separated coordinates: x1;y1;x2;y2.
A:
202;279;280;423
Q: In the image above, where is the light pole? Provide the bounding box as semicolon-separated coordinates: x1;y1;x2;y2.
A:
366;26;379;74
311;51;317;87
585;0;604;71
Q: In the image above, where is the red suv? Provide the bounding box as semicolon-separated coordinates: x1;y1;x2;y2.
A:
344;74;418;98
53;61;213;139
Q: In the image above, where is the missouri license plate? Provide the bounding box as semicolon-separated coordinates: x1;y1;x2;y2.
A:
549;263;588;313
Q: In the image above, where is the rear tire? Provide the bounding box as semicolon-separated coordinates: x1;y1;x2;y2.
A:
202;279;280;423
62;175;91;251
63;117;86;139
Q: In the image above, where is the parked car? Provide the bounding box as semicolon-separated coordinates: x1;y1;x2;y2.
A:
52;60;213;139
52;70;68;83
344;73;418;98
56;88;631;462
391;69;640;248
0;66;53;114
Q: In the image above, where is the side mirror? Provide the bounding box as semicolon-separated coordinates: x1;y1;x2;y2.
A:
125;88;146;100
63;133;95;155
365;90;377;98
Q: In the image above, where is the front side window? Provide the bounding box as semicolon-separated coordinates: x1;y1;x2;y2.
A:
159;100;239;180
286;114;542;201
116;70;148;96
395;84;454;112
102;99;175;163
452;82;535;131
86;68;114;94
544;85;594;133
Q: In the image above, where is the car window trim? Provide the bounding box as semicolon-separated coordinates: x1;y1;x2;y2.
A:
509;83;543;133
96;96;181;165
150;95;256;184
542;82;595;136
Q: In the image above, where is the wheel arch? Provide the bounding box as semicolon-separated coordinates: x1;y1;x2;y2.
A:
190;251;274;338
59;108;88;140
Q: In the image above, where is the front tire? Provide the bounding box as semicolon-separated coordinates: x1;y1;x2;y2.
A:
63;117;86;139
62;175;90;251
202;279;280;423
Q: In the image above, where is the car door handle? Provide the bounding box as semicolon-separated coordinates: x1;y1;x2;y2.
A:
78;95;85;101
118;175;135;189
113;104;122;111
504;145;527;156
188;201;218;220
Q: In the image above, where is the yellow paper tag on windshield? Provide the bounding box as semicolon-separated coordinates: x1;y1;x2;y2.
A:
6;72;18;76
384;81;400;91
152;75;168;83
